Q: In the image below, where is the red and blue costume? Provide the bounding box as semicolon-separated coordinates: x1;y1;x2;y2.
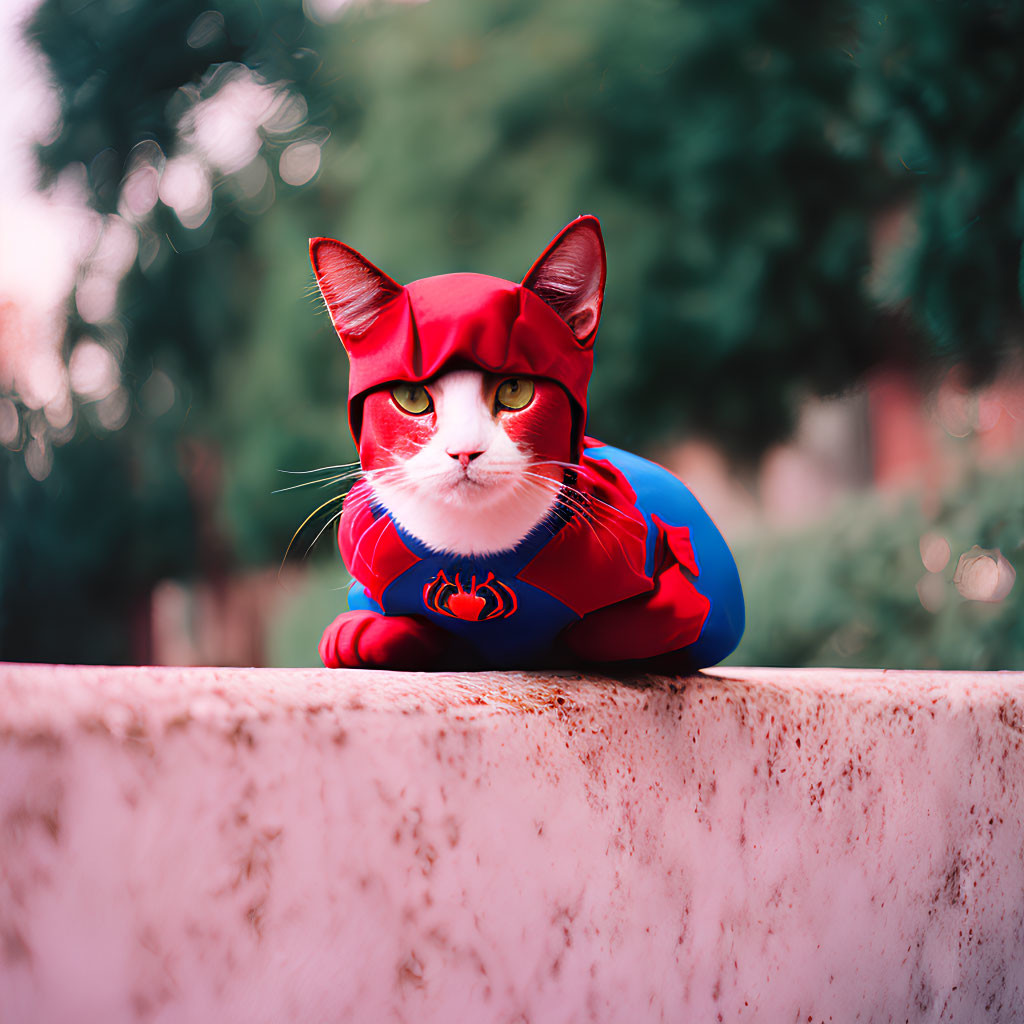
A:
310;216;744;670
342;440;743;669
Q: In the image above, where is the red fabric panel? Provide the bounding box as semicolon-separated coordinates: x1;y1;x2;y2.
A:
342;274;593;457
517;453;650;616
339;483;418;605
560;562;710;662
652;515;700;577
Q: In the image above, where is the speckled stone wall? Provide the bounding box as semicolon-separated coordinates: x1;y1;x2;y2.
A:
1;664;1023;1023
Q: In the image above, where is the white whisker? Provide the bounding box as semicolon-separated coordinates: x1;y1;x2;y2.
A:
519;470;637;564
272;469;363;495
278;461;361;475
305;508;345;558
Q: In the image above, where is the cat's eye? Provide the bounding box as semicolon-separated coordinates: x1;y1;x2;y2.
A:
496;378;535;411
391;383;432;415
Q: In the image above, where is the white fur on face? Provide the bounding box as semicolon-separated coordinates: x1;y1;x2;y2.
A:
367;369;559;555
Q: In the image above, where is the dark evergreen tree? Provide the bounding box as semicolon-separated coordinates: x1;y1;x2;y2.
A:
852;0;1024;376
2;0;336;659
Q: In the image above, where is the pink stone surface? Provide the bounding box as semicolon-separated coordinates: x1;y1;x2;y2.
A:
2;664;1024;1022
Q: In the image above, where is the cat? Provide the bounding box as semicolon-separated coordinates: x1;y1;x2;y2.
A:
309;215;744;671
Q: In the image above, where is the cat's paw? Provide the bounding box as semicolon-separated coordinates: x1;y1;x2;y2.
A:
319;610;445;669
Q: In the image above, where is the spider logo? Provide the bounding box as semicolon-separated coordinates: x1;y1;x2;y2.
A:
423;570;518;622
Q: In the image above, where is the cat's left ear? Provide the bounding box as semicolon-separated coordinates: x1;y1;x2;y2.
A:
521;215;606;346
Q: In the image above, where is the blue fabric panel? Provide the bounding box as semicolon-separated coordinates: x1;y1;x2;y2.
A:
347;578;383;615
585;445;745;667
377;518;580;667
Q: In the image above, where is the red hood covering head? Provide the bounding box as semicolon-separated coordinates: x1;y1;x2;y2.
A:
309;216;606;461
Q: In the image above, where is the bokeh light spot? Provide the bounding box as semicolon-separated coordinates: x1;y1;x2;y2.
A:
24;435;52;481
141;369;175;417
953;546;1016;603
69;339;118;400
279;141;321;187
75;275;118;323
159;155;212;230
44;390;73;430
976;392;1003;433
935;365;975;438
916;573;947;614
0;397;19;446
263;94;308;136
187;70;278;175
186;10;225;49
96;387;130;432
919;531;951;573
120;164;160;221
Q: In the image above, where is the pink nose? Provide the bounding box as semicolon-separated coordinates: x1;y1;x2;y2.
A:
448;450;483;468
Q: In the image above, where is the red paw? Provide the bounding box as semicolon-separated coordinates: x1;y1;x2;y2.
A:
319;610;445;669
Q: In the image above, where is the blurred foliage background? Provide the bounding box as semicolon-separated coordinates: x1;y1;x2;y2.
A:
2;0;1023;667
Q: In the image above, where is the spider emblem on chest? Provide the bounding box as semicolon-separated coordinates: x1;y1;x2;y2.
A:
423;570;518;622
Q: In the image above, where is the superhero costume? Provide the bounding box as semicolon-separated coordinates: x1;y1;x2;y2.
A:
343;439;744;669
311;215;745;669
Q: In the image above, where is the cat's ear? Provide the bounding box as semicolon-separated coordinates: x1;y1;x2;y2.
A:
309;237;404;344
521;215;606;345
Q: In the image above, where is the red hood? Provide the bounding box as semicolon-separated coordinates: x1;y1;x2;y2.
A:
310;216;605;462
343;273;593;457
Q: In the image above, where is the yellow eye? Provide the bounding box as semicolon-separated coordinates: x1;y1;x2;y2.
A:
391;383;432;415
496;378;535;411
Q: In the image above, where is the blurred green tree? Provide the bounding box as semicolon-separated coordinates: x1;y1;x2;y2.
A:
853;0;1024;375
307;0;877;452
5;0;1024;663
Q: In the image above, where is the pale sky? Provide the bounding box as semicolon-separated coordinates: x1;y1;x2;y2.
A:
0;0;111;447
0;0;85;310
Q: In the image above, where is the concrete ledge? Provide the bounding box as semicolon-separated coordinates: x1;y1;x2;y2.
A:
2;664;1023;1022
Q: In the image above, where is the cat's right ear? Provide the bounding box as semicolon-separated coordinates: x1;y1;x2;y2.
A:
309;238;404;345
522;215;606;346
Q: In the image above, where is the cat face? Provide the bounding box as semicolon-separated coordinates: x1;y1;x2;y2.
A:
309;217;608;554
361;368;573;555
